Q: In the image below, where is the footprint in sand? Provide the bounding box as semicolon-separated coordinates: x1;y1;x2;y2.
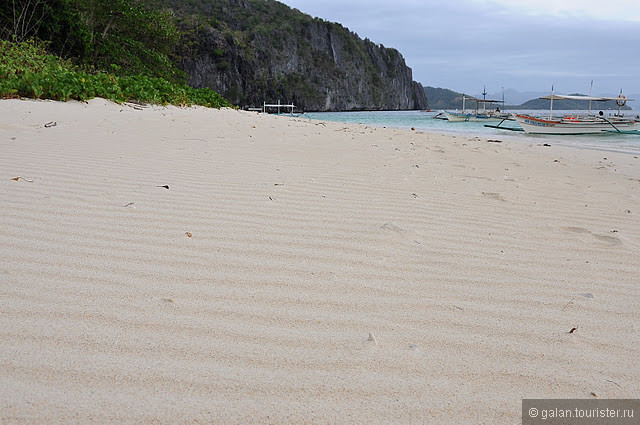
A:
465;175;494;181
482;192;505;201
381;222;405;233
381;222;424;245
561;227;622;245
563;226;591;234
592;234;623;245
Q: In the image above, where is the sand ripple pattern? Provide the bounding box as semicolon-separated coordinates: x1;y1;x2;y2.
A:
1;99;639;424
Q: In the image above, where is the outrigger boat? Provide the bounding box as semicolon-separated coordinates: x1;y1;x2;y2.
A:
444;106;507;122
444;88;509;122
489;90;640;135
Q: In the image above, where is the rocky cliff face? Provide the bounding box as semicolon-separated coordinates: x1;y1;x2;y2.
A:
166;0;427;111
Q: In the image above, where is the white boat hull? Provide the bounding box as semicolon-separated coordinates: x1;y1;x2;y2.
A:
514;114;640;134
444;111;505;122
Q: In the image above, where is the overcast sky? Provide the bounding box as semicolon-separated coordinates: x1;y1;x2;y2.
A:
279;0;640;98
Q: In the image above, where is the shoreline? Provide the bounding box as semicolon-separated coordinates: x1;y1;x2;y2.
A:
295;111;640;179
299;109;640;158
2;98;639;423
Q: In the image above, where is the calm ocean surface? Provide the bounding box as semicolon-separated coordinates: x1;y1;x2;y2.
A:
299;110;640;155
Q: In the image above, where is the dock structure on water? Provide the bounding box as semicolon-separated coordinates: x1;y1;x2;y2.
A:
247;100;297;114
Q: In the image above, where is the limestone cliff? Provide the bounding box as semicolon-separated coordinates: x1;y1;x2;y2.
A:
158;0;427;111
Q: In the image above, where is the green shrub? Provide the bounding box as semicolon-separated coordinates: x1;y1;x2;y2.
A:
0;39;231;108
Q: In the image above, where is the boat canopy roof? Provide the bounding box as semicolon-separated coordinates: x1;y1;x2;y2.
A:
463;97;503;103
539;94;633;102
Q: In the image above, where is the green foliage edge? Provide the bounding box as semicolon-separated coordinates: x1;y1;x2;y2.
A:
0;39;232;108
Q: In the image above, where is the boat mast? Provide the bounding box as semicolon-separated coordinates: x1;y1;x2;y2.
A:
617;89;624;116
588;80;593;114
482;86;487;112
549;85;554;120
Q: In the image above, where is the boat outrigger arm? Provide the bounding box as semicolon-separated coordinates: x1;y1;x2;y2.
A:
484;117;524;131
601;117;640;134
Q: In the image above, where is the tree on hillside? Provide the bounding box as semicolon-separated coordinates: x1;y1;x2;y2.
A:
69;0;179;77
0;0;52;41
1;0;182;81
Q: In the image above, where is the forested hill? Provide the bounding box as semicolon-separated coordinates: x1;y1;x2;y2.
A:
424;86;465;110
152;0;428;111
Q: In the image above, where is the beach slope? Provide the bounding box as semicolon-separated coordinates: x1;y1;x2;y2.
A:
1;99;639;423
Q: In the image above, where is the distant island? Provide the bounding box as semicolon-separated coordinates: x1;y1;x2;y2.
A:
510;95;632;111
424;86;633;110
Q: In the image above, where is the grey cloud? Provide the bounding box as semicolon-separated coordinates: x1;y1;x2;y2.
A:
280;0;640;95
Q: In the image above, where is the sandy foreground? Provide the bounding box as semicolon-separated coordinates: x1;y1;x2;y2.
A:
1;98;639;423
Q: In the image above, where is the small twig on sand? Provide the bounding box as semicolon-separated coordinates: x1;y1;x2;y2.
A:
11;176;34;182
562;297;576;311
124;101;147;110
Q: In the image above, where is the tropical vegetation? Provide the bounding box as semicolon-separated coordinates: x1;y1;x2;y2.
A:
0;0;231;107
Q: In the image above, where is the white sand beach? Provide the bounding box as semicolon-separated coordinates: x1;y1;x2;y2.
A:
1;98;639;423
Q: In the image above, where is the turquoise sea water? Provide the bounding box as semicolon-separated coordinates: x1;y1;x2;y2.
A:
299;110;640;155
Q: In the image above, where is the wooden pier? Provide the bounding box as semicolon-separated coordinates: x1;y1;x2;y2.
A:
247;101;297;114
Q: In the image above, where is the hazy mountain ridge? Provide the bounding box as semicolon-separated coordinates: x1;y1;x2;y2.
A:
516;95;632;111
425;86;635;110
483;89;547;106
